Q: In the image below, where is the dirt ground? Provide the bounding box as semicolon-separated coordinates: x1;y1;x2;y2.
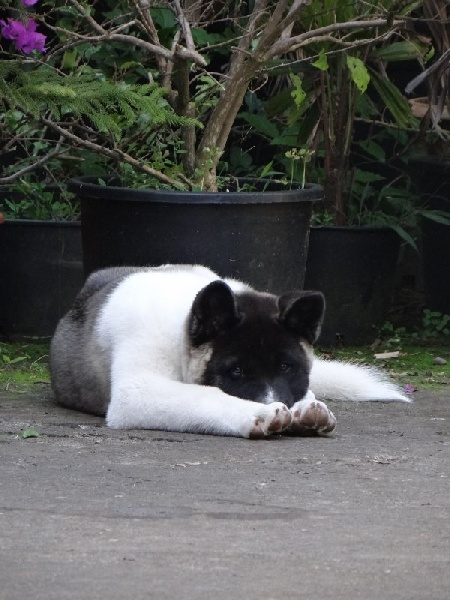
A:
1;384;449;600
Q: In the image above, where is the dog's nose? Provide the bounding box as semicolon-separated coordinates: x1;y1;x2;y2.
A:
259;385;294;408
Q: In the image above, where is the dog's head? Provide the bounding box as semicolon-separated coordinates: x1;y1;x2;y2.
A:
185;280;325;408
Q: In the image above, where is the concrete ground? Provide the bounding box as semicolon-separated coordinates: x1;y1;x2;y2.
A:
0;384;449;600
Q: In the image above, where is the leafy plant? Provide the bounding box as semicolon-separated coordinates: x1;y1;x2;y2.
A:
381;309;450;342
422;310;450;338
405;0;450;138
0;180;80;220
237;0;426;225
0;0;423;194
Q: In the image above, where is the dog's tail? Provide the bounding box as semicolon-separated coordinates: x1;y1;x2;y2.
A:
309;357;410;402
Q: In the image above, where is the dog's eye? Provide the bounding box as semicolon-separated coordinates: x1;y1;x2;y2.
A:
279;362;292;373
229;365;244;379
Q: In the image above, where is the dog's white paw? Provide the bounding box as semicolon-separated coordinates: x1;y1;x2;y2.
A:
290;392;336;435
246;402;292;439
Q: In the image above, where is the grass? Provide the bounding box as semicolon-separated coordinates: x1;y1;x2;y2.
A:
1;339;449;394
319;343;450;391
0;342;50;391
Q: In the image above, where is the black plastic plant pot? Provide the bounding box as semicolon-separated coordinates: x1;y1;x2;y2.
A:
68;177;323;295
0;220;83;340
421;196;450;315
304;226;401;346
409;157;450;315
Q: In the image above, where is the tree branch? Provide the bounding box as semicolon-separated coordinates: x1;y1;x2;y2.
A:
68;0;107;35
172;0;196;54
64;0;207;66
39;118;185;188
0;136;66;184
268;18;405;58
133;0;160;45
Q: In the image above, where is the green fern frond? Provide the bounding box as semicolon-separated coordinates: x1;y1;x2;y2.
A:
0;61;199;138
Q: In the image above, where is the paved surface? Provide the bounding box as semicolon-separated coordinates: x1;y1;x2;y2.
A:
0;384;449;600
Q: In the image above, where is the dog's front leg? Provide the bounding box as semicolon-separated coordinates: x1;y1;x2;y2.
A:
288;391;337;436
106;372;292;438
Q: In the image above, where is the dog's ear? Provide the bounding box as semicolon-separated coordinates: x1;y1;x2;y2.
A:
278;290;325;344
189;280;241;346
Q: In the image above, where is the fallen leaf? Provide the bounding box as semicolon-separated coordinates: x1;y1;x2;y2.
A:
20;427;40;439
374;351;400;359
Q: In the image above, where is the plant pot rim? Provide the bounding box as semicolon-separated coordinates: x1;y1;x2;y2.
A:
0;219;80;226
408;155;450;167
68;176;323;205
310;225;398;233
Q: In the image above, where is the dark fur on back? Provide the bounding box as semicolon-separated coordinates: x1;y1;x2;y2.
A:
50;267;145;416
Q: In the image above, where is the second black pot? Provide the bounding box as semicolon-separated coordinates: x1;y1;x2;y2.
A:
304;226;401;346
409;157;450;315
0;220;83;340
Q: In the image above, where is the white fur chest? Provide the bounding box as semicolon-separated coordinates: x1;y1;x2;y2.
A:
95;267;220;381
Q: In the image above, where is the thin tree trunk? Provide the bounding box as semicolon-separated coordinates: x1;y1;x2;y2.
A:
174;57;196;176
196;59;258;191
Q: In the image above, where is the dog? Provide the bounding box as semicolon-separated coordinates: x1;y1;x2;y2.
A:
50;265;409;438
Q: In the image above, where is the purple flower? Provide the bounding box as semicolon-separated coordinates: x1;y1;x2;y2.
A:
0;18;46;54
22;0;40;6
404;383;418;394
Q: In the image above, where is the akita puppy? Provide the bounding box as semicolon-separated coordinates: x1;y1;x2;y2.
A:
50;265;409;438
